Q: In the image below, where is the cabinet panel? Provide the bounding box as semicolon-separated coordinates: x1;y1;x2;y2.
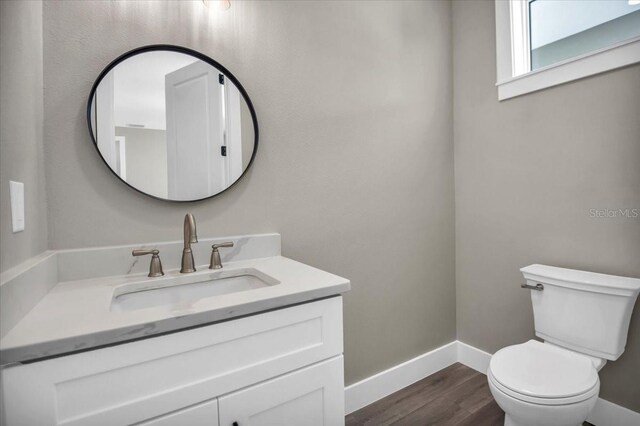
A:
1;297;343;426
218;356;344;426
137;398;218;426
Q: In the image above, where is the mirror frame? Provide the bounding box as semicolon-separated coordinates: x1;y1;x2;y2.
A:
86;44;259;203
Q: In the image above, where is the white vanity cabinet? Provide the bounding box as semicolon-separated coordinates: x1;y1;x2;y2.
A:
138;399;219;426
218;356;344;426
1;297;345;426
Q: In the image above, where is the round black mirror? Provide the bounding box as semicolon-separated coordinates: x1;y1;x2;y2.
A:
87;45;258;202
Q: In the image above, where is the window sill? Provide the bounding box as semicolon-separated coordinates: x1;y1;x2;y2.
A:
497;36;640;101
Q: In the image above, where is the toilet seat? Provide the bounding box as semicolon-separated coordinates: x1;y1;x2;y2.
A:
488;368;599;405
488;340;599;406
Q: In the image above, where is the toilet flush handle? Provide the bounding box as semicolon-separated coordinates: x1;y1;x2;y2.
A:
521;283;544;291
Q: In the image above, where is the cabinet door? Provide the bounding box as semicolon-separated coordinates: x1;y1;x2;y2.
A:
138;398;219;426
218;356;344;426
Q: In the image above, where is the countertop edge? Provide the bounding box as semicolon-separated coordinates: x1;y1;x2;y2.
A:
0;281;349;365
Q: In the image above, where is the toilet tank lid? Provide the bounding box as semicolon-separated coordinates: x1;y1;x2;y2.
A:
521;264;640;296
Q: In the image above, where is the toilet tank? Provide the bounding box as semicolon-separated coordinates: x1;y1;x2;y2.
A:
521;264;640;361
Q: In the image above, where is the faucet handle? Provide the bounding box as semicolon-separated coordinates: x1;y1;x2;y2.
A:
132;249;159;256
210;242;234;269
132;249;164;277
212;242;234;250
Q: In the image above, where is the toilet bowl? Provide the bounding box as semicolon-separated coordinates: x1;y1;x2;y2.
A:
488;340;599;426
489;264;640;426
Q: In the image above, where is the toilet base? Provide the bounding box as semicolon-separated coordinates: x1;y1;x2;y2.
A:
504;413;581;426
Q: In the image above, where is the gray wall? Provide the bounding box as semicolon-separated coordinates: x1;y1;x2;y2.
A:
0;0;48;273
453;0;640;412
42;0;456;385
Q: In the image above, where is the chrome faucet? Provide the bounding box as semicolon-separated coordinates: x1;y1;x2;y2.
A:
180;213;198;273
132;249;164;277
209;242;234;269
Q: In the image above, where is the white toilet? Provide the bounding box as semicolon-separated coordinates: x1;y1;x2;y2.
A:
488;264;640;426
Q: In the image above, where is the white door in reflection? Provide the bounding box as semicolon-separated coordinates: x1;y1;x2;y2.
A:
166;61;226;200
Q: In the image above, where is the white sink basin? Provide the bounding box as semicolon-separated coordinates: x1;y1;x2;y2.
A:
111;268;279;312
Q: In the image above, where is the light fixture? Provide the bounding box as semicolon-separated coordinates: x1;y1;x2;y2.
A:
629;0;640;6
202;0;231;11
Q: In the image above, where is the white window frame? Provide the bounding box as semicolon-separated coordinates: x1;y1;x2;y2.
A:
495;0;640;100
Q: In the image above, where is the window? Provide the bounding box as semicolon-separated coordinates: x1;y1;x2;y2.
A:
495;0;640;100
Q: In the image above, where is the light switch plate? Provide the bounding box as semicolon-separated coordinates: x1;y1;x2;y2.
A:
10;181;25;233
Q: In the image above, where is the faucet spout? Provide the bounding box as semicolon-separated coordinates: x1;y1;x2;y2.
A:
183;213;198;246
181;213;198;273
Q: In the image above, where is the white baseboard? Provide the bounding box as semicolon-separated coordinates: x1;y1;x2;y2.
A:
586;397;640;426
457;340;491;374
345;340;640;426
344;341;457;414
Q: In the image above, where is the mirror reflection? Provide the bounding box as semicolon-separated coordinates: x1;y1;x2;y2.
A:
89;49;256;201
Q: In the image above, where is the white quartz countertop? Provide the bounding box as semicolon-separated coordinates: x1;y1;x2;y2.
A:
0;256;350;364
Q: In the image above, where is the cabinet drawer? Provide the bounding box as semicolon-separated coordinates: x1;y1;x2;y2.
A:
137;398;218;426
219;356;344;426
1;297;343;426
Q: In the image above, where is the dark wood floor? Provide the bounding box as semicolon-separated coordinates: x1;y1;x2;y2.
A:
346;362;594;426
